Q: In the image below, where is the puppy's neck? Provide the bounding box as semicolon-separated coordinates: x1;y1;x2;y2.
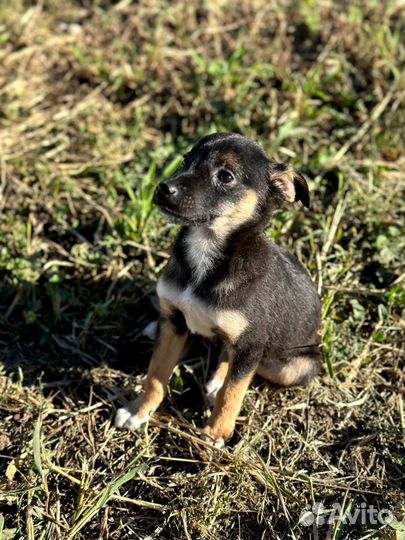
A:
184;225;224;284
182;188;263;284
183;220;260;285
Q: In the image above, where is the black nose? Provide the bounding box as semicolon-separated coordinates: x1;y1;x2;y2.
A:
153;181;179;205
159;182;178;198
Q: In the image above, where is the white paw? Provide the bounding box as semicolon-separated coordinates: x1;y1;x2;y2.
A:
205;376;223;405
213;437;225;449
114;403;150;431
142;320;158;340
201;426;227;448
201;432;226;449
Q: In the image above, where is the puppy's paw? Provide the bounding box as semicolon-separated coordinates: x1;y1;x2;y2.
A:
142;320;158;340
114;401;150;431
201;425;226;449
205;376;223;406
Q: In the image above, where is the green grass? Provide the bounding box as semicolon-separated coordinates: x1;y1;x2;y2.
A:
0;1;404;539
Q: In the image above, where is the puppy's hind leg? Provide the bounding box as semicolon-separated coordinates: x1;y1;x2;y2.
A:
203;347;260;447
205;347;230;406
256;355;321;387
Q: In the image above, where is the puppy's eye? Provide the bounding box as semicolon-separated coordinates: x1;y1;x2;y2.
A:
217;169;235;184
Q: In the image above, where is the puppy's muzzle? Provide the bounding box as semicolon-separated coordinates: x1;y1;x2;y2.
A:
153;177;207;224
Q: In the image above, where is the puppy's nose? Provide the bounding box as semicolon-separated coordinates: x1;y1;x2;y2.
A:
153;181;179;205
159;182;178;198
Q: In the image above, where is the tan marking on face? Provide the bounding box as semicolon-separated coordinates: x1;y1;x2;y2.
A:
135;319;188;418
272;166;296;202
256;355;318;386
222;152;243;172
210;189;258;239
204;367;253;442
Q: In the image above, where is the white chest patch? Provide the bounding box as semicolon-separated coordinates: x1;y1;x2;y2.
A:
184;228;222;284
157;279;215;337
156;278;248;343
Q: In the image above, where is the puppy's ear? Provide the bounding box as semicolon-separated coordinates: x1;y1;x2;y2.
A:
271;163;311;208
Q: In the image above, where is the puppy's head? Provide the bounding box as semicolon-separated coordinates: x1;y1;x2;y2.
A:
153;133;310;231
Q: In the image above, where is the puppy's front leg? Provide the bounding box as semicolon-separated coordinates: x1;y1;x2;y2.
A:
203;348;259;447
205;346;230;405
115;318;188;430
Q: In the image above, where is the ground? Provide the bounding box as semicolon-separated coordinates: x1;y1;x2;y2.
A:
0;1;404;539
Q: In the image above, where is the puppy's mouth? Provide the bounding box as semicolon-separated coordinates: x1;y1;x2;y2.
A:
157;205;212;226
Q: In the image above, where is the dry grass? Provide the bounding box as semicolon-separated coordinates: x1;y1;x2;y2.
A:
0;1;404;539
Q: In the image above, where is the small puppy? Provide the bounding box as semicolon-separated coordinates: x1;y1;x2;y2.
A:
115;133;322;447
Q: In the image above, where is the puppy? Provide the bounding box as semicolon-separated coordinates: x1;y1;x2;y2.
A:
115;133;322;447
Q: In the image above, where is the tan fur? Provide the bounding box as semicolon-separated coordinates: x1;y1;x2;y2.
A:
157;278;248;342
209;189;258;239
209;347;230;385
256;355;316;386
135;320;188;418
215;309;248;343
221;152;244;173
272;166;296;202
205;347;230;405
213;347;230;382
159;296;175;318
204;364;253;442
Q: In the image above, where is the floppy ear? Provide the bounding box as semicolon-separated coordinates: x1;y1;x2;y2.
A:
271;163;311;208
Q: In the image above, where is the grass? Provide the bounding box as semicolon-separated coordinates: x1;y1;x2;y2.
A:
0;0;404;538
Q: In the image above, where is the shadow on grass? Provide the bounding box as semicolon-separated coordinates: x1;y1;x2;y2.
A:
0;275;222;415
